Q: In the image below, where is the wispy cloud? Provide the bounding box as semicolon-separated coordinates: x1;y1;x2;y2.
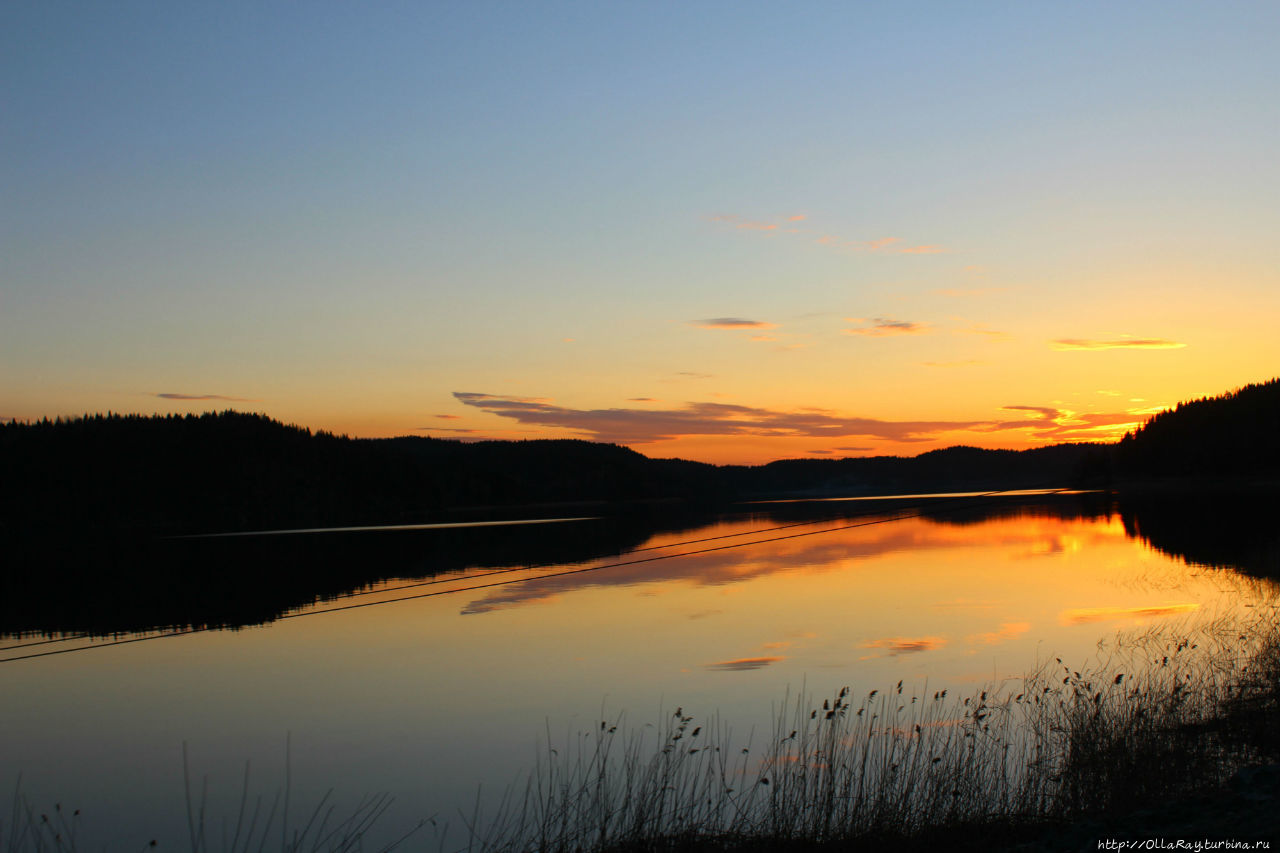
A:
935;287;1007;297
435;414;461;419
862;636;947;656
843;317;929;336
705;656;785;671
155;392;258;402
959;325;1010;341
1001;405;1059;420
454;392;1002;444
694;317;778;330
1051;338;1187;351
982;405;1146;442
707;214;778;231
453;390;1158;447
709;214;944;255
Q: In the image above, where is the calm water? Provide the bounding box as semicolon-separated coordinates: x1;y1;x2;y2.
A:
2;492;1277;848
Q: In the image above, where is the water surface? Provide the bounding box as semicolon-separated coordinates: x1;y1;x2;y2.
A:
2;492;1275;848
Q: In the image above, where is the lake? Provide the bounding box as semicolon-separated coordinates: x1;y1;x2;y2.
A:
2;490;1277;849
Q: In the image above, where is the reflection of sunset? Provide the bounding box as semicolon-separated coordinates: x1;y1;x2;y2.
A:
861;636;947;656
706;656;786;671
1059;603;1200;625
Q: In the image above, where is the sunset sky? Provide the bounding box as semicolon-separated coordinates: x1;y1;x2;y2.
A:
4;1;1278;463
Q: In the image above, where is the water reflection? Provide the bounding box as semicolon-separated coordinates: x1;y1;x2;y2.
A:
4;490;1278;852
3;490;1277;639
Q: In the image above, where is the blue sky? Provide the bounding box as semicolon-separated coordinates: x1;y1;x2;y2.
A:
4;1;1278;461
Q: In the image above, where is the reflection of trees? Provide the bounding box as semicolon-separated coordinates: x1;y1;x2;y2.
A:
0;511;709;636
1117;494;1280;580
2;493;1140;636
12;486;1274;638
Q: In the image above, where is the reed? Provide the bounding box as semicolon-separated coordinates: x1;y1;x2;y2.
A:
461;607;1280;851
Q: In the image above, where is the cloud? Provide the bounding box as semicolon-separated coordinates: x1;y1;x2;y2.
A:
628;397;657;402
843;317;929;336
935;288;1006;298
710;214;943;255
959;326;1010;341
862;636;947;656
694;317;777;330
454;392;999;444
707;214;778;231
1001;405;1059;420
435;414;461;420
155;392;257;402
750;334;778;342
834;446;875;452
978;406;1145;442
705;656;785;671
1051;338;1187;351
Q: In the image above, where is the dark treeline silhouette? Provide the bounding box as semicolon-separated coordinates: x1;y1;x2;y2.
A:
0;411;1105;537
1116;377;1280;478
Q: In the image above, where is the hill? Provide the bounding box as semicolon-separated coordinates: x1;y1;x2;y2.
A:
0;411;1101;535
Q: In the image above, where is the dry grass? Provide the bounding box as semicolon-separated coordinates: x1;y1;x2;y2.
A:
457;608;1280;852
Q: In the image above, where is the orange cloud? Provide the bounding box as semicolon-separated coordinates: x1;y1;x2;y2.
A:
959;326;1011;341
1051;338;1187;351
454;392;1000;444
707;214;778;231
155;392;258;402
694;317;778;330
435;414;461;419
844;318;929;336
867;237;901;250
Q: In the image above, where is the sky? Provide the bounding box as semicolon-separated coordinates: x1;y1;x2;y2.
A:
4;1;1278;464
